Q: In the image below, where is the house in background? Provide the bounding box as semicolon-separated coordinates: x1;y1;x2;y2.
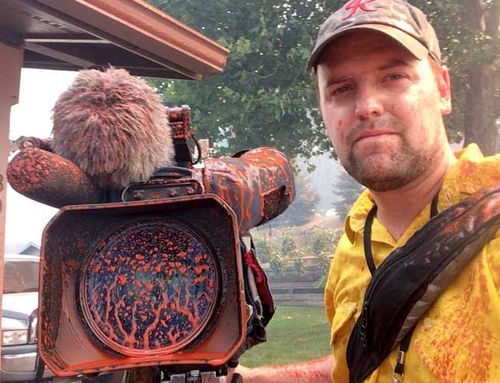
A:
19;242;40;256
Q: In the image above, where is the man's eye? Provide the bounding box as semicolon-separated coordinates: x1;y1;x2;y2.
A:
332;85;353;95
385;73;407;81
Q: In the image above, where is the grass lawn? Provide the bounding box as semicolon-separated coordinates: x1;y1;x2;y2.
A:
239;306;331;367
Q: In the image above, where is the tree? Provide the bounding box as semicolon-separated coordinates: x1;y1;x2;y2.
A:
331;171;364;220
148;0;498;157
460;0;498;155
253;236;272;263
148;0;342;159
413;0;499;155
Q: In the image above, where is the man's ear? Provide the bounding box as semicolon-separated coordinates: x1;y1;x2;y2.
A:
437;64;452;115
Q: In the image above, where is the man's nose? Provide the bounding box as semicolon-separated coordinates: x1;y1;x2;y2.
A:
355;87;383;120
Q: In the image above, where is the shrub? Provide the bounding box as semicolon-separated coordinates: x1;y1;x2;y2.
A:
317;251;331;274
280;234;296;256
269;252;285;276
292;249;305;276
309;228;336;255
253;237;272;264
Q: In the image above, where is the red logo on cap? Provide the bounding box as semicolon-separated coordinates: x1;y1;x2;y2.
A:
343;0;376;20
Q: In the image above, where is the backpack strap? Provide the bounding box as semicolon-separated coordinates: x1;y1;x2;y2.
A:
346;187;500;383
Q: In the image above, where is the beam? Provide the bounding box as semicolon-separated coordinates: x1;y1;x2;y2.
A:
0;41;23;370
24;32;104;43
24;41;96;68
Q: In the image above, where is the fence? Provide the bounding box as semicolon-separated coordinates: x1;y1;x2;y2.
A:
262;258;326;307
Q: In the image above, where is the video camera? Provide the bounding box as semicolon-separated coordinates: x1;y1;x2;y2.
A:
8;105;295;382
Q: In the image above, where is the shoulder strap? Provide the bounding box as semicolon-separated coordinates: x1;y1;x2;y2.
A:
346;187;500;383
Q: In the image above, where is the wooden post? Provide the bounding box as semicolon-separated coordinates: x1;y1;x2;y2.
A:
0;41;23;366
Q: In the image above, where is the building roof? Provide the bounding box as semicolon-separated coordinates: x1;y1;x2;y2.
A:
0;0;228;79
19;242;40;256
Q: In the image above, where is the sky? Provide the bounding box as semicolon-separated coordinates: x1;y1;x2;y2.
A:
5;69;77;252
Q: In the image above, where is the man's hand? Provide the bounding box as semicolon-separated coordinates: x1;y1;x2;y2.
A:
231;355;333;383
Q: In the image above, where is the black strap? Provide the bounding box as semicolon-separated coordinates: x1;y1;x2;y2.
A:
364;193;440;276
430;192;439;217
363;192;440;381
363;205;378;276
393;326;415;377
348;187;499;383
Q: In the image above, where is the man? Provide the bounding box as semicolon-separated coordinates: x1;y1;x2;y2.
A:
235;0;499;382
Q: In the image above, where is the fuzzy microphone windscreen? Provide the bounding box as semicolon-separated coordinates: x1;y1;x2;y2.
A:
52;67;174;189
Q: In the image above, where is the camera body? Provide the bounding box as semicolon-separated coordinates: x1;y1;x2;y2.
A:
9;106;295;379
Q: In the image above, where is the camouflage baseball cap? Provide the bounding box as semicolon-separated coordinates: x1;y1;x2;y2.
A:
307;0;441;70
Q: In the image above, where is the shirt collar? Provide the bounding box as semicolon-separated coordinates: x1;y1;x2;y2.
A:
344;144;489;244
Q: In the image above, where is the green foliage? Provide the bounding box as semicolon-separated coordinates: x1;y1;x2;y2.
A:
253;237;272;264
280;234;296;254
147;0;344;159
309;227;340;255
317;251;331;274
292;249;305;275
409;0;499;144
252;226;342;278
304;227;343;287
269;252;285;276
148;0;497;156
309;227;342;272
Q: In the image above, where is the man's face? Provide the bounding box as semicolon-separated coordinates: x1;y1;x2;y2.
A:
316;30;451;191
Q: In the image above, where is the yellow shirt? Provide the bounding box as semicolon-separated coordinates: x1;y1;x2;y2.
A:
325;144;500;383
